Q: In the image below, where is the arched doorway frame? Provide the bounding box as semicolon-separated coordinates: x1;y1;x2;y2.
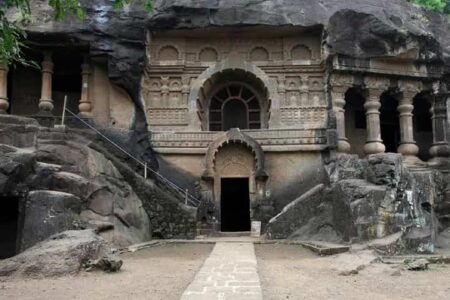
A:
202;129;268;228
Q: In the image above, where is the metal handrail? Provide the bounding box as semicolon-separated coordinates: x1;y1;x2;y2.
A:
63;108;201;207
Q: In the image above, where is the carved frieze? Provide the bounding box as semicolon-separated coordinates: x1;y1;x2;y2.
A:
150;128;327;148
280;107;327;128
147;107;189;126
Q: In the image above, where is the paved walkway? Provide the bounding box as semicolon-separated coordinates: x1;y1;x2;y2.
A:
181;242;262;300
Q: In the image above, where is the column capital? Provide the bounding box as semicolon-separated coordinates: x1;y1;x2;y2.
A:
364;76;389;92
330;73;354;87
398;79;422;93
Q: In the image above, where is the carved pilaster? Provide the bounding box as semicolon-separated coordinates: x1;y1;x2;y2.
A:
330;73;354;153
363;76;389;155
181;76;190;106
39;52;54;113
0;65;8;114
397;80;421;158
161;76;170;107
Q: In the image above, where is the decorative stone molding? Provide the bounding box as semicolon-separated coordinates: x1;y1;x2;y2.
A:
150;128;327;153
147;107;189;126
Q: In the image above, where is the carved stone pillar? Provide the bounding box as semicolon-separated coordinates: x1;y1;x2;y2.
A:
181;76;190;106
428;89;450;168
0;65;8;114
363;77;389;155
397;80;421;158
39;52;54;113
330;74;353;153
78;57;92;117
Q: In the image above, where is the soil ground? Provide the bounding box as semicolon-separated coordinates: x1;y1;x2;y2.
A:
255;244;450;300
1;243;450;300
0;243;214;300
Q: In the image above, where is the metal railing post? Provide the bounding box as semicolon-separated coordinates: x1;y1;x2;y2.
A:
144;162;147;179
185;189;188;206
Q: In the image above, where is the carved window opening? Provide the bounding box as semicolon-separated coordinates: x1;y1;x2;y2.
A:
209;83;261;131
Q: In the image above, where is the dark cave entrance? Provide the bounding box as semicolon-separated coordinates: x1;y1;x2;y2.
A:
380;92;400;153
0;196;20;259
220;178;251;232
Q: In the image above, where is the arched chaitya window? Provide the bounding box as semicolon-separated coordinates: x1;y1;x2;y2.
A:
209;83;261;131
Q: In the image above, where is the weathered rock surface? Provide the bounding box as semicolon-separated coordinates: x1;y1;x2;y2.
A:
20;190;84;251
0;116;196;254
267;153;446;254
0;230;121;278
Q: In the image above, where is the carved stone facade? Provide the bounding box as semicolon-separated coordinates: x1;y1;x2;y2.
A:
3;25;449;234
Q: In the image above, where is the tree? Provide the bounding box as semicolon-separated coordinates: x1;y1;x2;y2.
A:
410;0;446;11
0;0;153;66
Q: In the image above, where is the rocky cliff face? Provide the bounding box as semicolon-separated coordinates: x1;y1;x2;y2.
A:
0;115;196;255
8;0;450;131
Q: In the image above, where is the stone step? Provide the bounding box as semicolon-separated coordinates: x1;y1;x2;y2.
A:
299;241;350;256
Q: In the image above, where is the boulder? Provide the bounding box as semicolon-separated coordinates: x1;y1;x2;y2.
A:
0;230;121;278
20;190;84;251
266;184;331;239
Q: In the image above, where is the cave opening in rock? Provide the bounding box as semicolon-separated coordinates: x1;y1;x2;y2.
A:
380;92;400;153
413;93;433;161
0;196;20;259
220;178;251;232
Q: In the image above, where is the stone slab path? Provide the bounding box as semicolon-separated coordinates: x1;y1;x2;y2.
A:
181;242;262;300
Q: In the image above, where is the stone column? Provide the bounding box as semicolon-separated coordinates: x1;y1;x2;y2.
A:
0;65;8;114
397;80;421;158
363;77;389;155
39;52;54;113
78;56;92;117
330;74;353;153
428;87;450;168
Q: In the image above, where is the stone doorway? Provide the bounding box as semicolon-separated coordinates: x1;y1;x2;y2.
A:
0;196;19;259
220;178;251;232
